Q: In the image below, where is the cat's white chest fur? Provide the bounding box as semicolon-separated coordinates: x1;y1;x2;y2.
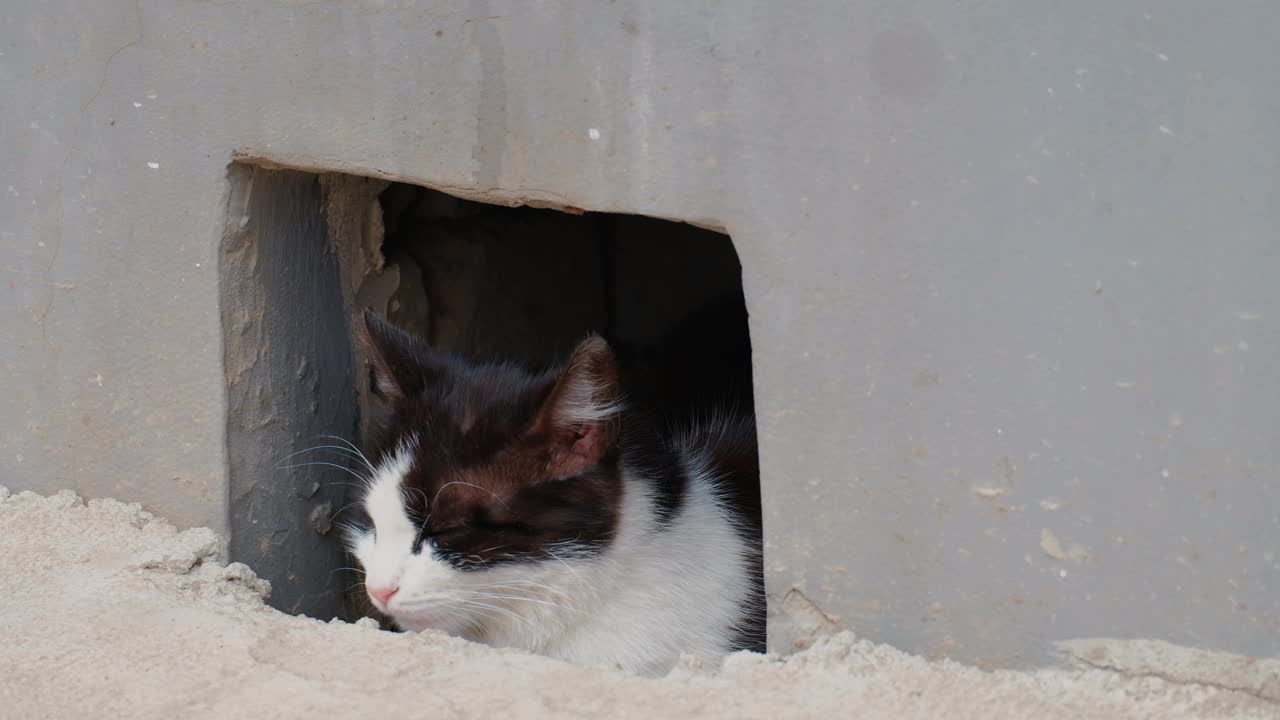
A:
464;466;757;675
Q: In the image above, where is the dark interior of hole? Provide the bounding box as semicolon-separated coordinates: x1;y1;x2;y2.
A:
370;183;746;369
342;183;759;622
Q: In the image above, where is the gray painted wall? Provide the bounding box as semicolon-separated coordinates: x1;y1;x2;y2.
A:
2;0;1276;665
220;167;355;616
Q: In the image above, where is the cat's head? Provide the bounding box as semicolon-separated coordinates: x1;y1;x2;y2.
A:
346;311;624;633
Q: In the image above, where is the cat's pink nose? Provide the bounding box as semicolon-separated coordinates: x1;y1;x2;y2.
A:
367;584;399;607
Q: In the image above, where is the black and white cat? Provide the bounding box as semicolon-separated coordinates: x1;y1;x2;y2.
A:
345;303;763;676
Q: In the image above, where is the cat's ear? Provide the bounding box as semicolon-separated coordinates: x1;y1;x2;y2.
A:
533;335;622;479
358;309;434;400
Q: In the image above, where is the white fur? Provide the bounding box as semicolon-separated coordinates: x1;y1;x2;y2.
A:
552;358;624;427
347;429;759;676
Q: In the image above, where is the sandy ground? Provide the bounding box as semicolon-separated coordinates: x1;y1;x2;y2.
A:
1;487;1276;720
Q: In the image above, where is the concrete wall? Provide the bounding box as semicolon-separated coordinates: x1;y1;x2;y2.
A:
220;167;356;616
2;0;1276;665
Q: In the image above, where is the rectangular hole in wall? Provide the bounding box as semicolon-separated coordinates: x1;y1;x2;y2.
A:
220;167;761;641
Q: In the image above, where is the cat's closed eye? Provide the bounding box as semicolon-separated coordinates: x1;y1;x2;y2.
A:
426;518;529;536
468;518;534;535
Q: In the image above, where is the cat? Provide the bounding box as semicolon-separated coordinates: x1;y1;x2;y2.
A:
344;305;763;676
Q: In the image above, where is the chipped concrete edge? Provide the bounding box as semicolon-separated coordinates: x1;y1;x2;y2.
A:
1057;637;1280;703
771;584;1279;706
766;586;841;654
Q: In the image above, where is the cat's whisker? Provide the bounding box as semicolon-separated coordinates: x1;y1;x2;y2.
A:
411;486;430;508
333;521;368;540
451;599;534;630
330;499;366;521
542;547;586;585
431;480;510;510
395;599;478;628
276;461;372;485
274;445;367;470
469;579;574;601
418;602;488;633
317;434;378;474
464;591;579;613
486;579;568;597
407;487;433;548
426;606;468;629
308;481;370;492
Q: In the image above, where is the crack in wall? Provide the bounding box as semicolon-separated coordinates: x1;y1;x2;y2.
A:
1057;638;1280;704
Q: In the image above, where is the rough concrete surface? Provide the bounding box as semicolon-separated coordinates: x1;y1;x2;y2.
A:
2;487;1276;720
218;168;355;618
